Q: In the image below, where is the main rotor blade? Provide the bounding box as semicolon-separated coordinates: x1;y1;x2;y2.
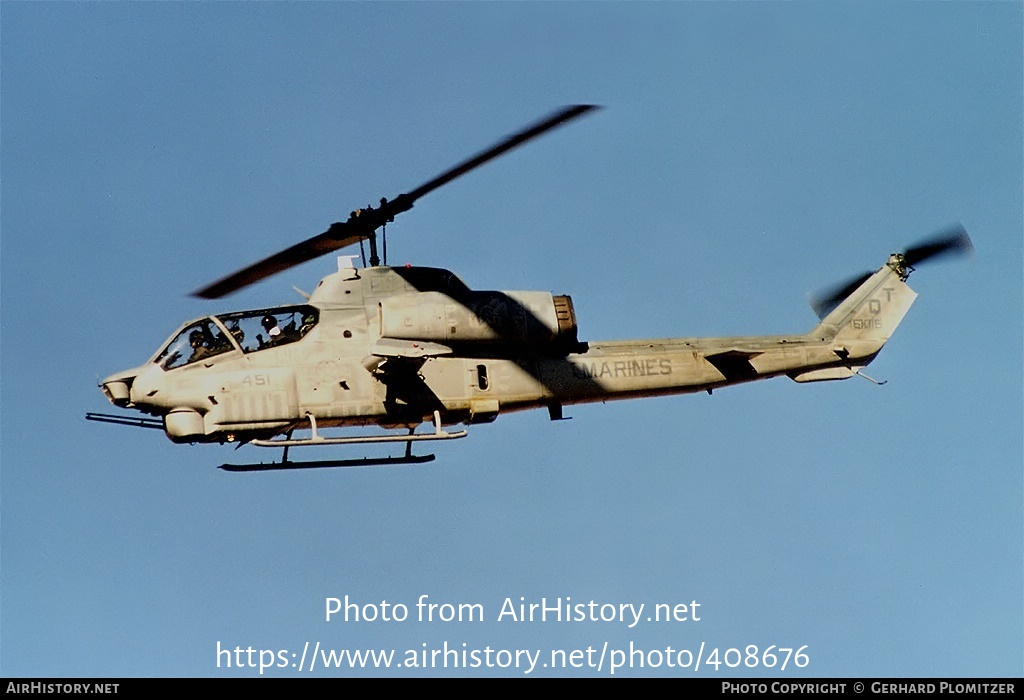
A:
403;104;600;202
192;104;600;299
902;224;973;267
191;223;370;299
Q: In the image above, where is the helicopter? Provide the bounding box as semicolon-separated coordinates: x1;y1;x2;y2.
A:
86;105;974;470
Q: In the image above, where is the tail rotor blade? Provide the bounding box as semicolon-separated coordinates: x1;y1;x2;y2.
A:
808;271;872;319
903;224;974;267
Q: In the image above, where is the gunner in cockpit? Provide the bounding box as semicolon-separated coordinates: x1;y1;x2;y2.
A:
257;314;282;348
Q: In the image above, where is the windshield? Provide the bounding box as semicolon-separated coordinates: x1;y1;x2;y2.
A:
154;306;319;371
154;319;233;370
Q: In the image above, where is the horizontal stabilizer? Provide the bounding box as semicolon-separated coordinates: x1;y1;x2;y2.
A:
705;349;763;380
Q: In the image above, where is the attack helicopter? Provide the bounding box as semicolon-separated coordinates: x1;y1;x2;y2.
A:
87;105;973;470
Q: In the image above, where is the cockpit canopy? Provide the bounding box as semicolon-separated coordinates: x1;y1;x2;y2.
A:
154;305;319;370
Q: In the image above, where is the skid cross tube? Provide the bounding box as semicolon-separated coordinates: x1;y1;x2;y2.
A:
249;410;467;447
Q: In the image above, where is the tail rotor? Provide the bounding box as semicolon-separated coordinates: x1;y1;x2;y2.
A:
809;224;973;319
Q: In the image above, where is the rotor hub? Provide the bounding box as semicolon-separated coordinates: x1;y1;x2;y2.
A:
887;253;913;281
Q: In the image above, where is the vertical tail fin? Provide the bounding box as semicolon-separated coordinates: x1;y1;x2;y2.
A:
801;228;970;375
808;264;917;361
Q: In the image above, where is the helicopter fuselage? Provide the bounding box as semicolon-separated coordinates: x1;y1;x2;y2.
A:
98;259;916;447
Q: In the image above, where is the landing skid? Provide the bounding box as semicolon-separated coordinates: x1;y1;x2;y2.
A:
222;410;464;472
219;453;436;472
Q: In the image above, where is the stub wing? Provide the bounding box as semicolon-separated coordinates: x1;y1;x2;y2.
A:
370;337;454;360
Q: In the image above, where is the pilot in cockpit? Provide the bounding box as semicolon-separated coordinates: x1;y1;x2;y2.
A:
227;319;244;345
189;329;213;362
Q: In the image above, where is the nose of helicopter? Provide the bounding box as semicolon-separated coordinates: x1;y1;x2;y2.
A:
99;364;150;408
100;379;130;406
100;373;134;407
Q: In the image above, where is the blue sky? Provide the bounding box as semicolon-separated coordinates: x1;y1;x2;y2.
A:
2;2;1021;677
